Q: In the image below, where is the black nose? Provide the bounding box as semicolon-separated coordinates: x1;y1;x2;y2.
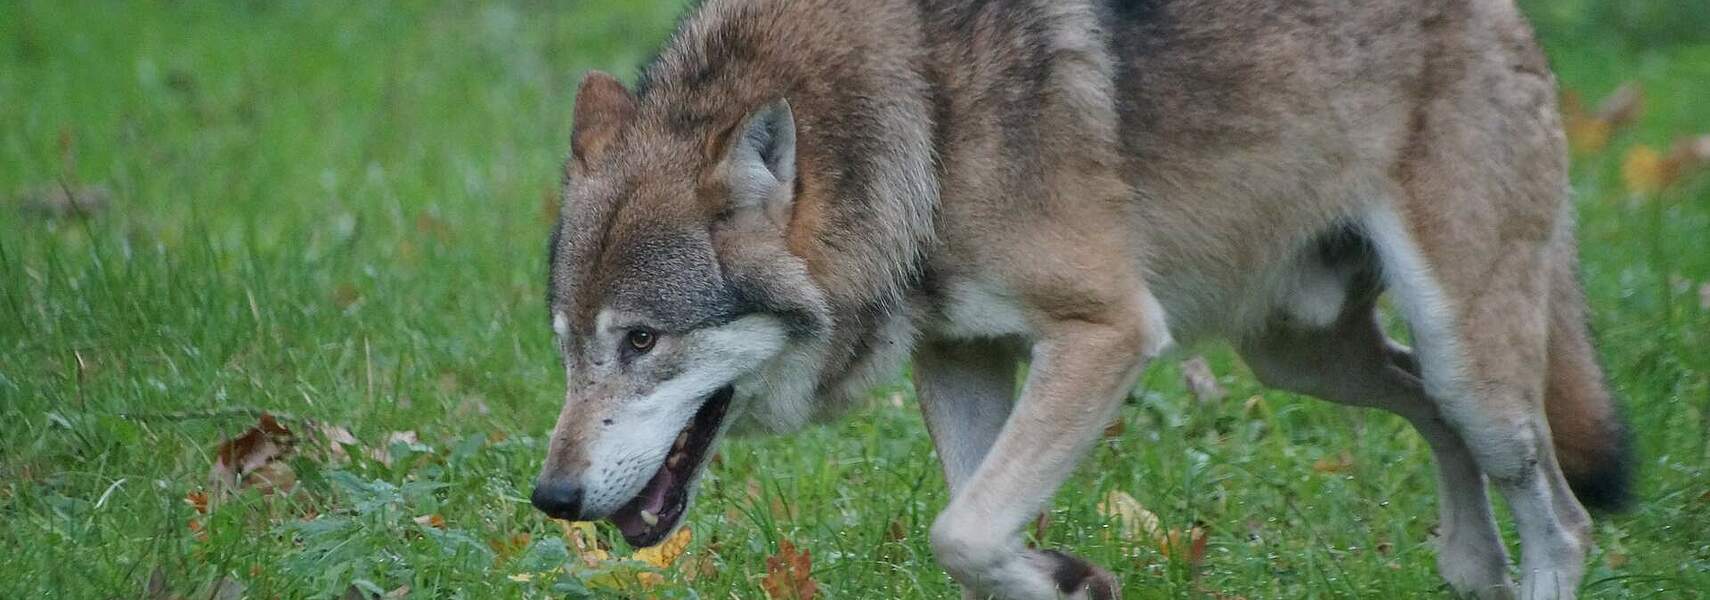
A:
530;479;585;520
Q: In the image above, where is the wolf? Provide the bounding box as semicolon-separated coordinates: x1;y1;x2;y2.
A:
530;0;1633;598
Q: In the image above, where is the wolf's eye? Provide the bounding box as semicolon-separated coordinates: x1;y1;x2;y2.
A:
625;329;656;353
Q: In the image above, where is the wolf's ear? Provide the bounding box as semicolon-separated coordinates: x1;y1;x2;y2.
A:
719;99;796;223
569;71;637;168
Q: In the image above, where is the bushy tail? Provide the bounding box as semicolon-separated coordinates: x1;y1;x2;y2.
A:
1545;246;1634;512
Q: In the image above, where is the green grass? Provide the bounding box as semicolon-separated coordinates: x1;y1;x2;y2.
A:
2;1;1707;598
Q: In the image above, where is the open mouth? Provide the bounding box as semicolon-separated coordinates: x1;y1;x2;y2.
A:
608;385;733;547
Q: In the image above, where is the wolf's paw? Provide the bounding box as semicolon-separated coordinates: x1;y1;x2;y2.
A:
1040;550;1120;600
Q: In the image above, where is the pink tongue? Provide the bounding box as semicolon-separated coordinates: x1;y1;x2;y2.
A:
612;468;675;538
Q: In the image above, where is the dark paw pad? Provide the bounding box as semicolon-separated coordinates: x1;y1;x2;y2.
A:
1042;550;1120;599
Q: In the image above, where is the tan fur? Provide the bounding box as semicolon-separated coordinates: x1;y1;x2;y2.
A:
538;1;1631;598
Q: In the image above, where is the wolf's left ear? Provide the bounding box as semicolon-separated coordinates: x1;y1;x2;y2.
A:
718;99;796;223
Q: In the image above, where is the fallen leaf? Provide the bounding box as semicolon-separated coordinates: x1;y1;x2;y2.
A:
1160;526;1209;566
413;514;446;529
367;430;420;466
209;413;296;500
415;213;452;241
633;527;692;569
455;395;491;418
1097;490;1162;544
1102;417;1126;439
558;520;611;567
315;423;359;463
145;567;169;600
488;532;531;560
1595;82;1643;129
242;461;297;496
1180;356;1226;403
1622;144;1668;196
185;490;209;515
1312;450;1355;474
15;183;111;218
761;539;817;600
192;576;245;600
1564;83;1643;156
332;283;362;309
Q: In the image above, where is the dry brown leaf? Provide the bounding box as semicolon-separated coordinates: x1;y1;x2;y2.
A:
487;532;531;560
209;413;296;500
1160;526;1209;566
243;461;297;496
193;577;245;600
1312;450;1355;474
185;490;209;515
1097;490;1162;544
367;431;419;466
331;283;361;309
761;539;818;600
1595;82;1644;129
413;514;446;529
1102;418;1126;439
15;183;111;218
1180;356;1226;403
315;423;360;463
145;567;170;600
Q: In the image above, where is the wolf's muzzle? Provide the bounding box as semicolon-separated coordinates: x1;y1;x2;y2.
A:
530;479;584;521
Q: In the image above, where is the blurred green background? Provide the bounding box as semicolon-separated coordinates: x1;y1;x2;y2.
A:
2;1;1706;598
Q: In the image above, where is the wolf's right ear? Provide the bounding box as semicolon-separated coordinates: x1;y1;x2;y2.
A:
717;99;796;226
569;71;637;169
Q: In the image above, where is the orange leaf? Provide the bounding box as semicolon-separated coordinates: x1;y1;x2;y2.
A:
185;490;209;514
761;539;817;600
413;514;446;529
1160;526;1209;566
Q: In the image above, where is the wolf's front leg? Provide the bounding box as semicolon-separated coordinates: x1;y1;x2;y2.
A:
925;315;1161;600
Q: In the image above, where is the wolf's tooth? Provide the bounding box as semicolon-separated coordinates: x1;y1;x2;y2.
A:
667;453;684;469
639;510;659;527
674;432;688;449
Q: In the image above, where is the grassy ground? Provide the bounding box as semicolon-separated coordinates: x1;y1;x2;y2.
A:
3;1;1707;598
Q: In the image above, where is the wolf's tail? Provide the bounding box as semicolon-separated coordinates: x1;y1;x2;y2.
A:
1543;243;1634;512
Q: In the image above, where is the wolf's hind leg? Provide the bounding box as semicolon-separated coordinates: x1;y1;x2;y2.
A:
1239;289;1515;598
927;313;1161;600
1365;202;1591;600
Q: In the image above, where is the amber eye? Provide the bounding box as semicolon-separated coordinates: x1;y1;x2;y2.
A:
625;329;656;353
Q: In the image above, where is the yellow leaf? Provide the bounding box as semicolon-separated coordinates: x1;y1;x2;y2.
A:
633;527;692;569
1097;490;1162;544
1622;144;1667;196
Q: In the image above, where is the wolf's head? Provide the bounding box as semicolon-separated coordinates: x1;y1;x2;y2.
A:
532;72;828;547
